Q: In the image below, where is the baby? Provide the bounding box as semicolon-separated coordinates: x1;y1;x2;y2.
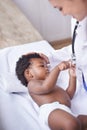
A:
16;53;83;130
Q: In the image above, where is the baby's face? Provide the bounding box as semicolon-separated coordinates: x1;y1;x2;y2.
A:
29;58;50;80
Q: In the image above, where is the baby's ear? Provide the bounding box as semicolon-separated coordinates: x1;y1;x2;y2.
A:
24;69;33;81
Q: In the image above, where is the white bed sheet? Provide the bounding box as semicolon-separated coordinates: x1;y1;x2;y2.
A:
0;40;54;130
0;40;87;130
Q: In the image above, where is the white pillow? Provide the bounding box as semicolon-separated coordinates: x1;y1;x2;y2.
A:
0;72;28;93
0;40;55;93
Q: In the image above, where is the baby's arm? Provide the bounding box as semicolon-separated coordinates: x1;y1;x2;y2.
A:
28;61;70;95
66;65;76;99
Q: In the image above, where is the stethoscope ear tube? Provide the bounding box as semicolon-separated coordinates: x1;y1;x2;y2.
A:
71;21;79;64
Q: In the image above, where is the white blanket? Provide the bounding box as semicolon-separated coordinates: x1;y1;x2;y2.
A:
0;40;87;130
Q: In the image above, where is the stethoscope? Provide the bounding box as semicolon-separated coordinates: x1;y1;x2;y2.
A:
71;21;87;91
71;21;79;64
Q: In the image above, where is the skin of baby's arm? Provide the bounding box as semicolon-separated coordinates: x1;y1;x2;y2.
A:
66;65;76;99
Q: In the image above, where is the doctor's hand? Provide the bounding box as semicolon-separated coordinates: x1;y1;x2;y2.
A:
39;53;50;64
23;52;50;64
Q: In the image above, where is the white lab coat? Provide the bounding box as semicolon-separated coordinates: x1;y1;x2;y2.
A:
73;17;87;87
50;17;87;115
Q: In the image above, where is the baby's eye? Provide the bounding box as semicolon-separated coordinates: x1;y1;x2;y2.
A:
40;65;45;67
59;7;63;11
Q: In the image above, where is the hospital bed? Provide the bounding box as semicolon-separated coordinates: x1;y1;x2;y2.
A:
0;0;87;130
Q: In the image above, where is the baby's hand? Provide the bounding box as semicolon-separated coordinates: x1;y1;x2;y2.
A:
58;61;70;71
69;66;76;77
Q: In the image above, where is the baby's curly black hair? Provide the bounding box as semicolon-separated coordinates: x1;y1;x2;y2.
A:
16;53;42;87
